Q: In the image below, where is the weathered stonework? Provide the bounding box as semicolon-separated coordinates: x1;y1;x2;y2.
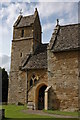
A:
27;69;48;109
47;50;79;111
8;9;42;105
8;8;80;112
78;52;80;112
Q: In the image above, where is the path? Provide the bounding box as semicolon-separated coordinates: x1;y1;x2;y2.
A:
22;109;78;118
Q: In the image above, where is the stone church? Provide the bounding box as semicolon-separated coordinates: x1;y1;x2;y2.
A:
8;8;80;111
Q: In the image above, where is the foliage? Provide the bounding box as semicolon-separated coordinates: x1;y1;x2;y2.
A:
0;67;9;102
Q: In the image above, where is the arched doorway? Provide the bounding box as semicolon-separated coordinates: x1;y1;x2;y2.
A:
38;85;47;110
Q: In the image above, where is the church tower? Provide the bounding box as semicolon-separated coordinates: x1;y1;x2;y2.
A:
8;8;42;104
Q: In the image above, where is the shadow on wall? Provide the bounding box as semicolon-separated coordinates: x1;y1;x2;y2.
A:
48;87;60;110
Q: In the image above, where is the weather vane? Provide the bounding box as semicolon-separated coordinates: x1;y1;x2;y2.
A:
19;8;23;15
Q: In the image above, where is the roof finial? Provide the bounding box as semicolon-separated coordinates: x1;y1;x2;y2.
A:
35;8;37;12
57;19;59;26
34;8;38;16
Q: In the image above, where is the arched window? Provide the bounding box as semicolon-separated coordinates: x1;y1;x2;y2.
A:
30;79;33;87
29;74;39;88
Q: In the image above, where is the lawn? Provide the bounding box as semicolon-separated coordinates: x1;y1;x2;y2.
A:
0;105;2;109
0;105;79;120
1;105;52;119
43;110;78;117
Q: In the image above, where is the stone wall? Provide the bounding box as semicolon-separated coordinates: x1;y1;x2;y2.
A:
11;39;33;70
13;26;33;39
8;11;42;104
8;71;27;104
33;13;41;51
8;38;33;104
8;25;34;104
48;50;79;111
78;51;80;111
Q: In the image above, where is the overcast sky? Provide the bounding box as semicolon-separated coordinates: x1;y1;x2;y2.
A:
0;0;80;72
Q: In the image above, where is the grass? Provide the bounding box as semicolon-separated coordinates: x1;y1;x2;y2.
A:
43;110;78;117
0;105;2;109
3;118;79;120
0;105;79;120
1;105;52;118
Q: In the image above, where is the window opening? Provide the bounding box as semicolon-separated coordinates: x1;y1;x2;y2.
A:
21;29;24;37
20;53;22;57
30;79;33;87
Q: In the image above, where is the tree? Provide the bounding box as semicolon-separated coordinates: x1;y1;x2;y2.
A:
0;67;2;103
0;67;9;103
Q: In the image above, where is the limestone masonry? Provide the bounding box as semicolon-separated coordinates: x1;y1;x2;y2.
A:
8;8;80;111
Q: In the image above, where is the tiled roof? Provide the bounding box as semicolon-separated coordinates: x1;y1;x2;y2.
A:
21;44;48;70
51;24;80;52
20;23;80;70
14;14;35;28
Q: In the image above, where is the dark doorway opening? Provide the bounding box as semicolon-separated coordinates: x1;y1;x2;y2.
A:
38;85;47;110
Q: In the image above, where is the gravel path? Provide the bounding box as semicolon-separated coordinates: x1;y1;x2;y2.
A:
22;109;78;118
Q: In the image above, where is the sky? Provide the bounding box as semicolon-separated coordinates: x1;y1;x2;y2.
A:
0;0;80;72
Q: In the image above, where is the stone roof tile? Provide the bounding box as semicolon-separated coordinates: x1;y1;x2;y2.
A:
51;24;80;52
14;15;35;28
21;44;48;70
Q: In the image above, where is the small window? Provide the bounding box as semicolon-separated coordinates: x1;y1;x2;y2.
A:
30;79;33;87
21;29;24;37
20;53;22;57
